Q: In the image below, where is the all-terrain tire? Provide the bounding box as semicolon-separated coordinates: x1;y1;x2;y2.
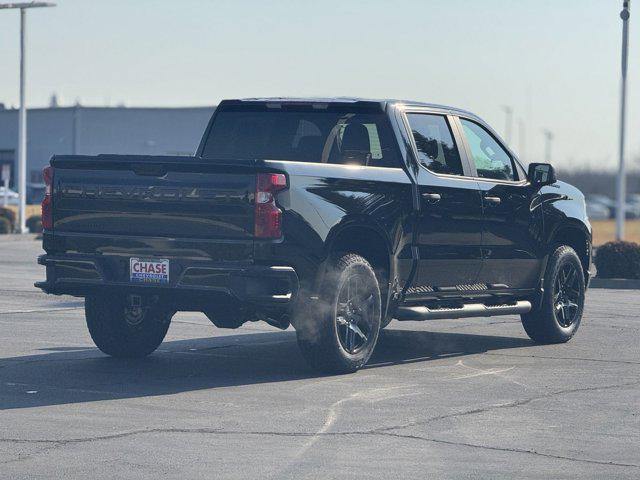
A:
85;295;173;358
296;253;382;374
521;245;585;344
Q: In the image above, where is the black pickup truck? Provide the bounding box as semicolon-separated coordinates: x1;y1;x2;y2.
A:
37;98;591;373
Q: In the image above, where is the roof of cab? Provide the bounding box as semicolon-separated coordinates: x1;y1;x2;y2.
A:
223;97;476;118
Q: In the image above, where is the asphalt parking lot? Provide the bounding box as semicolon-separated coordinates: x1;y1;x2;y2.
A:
0;236;638;479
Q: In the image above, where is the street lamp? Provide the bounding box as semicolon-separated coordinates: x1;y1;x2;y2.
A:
0;2;56;234
501;105;513;146
542;129;554;164
517;118;526;162
616;0;631;241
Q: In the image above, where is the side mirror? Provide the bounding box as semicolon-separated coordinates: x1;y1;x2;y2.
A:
527;162;557;186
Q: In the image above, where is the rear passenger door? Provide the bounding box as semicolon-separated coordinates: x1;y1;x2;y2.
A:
403;111;484;291
455;116;544;290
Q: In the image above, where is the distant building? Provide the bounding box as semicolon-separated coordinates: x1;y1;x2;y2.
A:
0;105;215;203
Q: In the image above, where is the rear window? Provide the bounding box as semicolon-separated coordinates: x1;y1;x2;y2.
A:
202;106;401;168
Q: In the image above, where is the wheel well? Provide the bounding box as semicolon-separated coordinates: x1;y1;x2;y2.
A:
552;226;591;279
330;227;391;297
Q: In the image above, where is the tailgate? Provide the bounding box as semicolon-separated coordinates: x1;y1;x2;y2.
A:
51;155;256;240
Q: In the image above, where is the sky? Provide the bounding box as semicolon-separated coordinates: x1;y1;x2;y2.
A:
0;0;638;170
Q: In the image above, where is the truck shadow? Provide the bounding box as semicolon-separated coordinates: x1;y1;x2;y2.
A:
0;327;533;410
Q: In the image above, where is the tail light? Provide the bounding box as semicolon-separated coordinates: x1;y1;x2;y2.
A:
42;165;54;230
254;173;287;238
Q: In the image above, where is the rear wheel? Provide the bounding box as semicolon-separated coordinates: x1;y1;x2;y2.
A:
521;245;585;343
296;253;381;374
85;294;173;358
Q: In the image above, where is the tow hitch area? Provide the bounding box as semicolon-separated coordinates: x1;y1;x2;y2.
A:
124;294;145;326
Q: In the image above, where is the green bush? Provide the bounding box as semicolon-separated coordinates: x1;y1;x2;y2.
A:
594;241;640;279
0;216;11;234
0;207;15;228
26;215;43;233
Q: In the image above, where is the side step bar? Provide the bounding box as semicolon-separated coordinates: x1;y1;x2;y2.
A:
395;300;531;321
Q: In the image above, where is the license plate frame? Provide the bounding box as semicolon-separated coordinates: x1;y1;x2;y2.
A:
129;258;170;284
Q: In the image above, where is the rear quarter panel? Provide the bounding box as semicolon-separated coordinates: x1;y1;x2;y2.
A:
255;160;415;289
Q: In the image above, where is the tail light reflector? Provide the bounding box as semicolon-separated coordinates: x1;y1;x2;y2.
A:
255;173;287;239
42;165;54;231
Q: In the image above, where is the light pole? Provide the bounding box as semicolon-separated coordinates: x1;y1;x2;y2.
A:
501;105;513;146
518;118;526;162
543;129;554;164
0;2;56;234
616;0;631;241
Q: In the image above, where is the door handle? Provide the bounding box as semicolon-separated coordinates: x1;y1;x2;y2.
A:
484;196;501;204
422;192;441;203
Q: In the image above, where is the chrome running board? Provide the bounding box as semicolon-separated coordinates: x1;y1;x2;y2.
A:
395;300;531;321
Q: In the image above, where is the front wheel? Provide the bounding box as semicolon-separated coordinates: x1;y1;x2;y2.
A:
296;253;382;374
85;294;173;358
521;245;585;343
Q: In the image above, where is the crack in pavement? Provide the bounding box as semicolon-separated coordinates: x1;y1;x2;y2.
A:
375;431;640;469
371;380;640;434
1;425;638;469
1;381;639;469
485;352;640;365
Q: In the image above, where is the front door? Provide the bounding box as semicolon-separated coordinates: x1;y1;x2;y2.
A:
456;116;544;290
404;112;483;290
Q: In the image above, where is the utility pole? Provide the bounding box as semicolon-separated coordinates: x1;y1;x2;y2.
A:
616;0;631;241
518;118;526;162
501;105;513;146
543;129;554;164
0;2;56;233
18;6;26;231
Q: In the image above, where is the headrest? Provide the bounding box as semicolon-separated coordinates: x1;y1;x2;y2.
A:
341;123;370;153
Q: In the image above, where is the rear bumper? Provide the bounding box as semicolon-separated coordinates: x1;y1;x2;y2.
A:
35;254;299;310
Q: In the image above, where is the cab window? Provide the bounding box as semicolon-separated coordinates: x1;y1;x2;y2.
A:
406;113;464;176
460;118;516;181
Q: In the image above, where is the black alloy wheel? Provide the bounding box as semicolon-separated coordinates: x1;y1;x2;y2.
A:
554;262;581;327
335;271;376;355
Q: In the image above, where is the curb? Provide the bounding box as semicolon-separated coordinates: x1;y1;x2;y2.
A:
590;278;640;290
